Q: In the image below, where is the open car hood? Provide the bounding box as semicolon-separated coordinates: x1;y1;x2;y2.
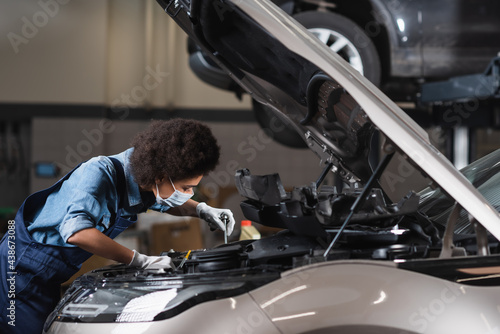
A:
157;0;500;239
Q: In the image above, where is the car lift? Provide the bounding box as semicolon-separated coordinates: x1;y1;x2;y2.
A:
419;55;500;168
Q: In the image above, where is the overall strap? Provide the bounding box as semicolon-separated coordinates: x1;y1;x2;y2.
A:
106;157;138;240
109;157;126;209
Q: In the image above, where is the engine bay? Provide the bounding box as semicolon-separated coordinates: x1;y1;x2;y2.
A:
47;163;500;328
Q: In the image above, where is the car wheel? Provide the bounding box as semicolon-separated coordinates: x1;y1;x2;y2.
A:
293;11;381;86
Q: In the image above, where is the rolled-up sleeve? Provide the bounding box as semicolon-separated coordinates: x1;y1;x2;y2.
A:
54;157;117;244
58;215;96;243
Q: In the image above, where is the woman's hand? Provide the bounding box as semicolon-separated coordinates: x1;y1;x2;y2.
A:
196;202;236;236
129;250;172;269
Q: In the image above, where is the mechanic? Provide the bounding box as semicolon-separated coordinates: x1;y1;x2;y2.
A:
0;118;235;334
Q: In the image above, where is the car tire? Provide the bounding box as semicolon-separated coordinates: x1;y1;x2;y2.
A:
293;11;381;86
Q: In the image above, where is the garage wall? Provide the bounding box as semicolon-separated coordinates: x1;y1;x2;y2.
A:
0;0;254;209
0;0;251;109
0;1;109;104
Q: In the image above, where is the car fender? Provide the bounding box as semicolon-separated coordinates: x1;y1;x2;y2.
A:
249;260;500;334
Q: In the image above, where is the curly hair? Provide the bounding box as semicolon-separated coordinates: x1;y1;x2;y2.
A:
130;119;220;187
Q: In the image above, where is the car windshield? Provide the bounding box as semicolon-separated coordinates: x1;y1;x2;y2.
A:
419;149;500;234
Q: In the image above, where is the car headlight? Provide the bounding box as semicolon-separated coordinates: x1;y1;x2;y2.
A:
44;267;280;331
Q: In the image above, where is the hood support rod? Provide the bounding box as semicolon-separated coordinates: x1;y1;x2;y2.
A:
316;162;334;189
323;152;394;258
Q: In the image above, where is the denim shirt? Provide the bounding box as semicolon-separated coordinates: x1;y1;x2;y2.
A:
27;148;170;247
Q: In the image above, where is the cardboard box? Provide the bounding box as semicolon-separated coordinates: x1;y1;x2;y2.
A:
150;219;203;254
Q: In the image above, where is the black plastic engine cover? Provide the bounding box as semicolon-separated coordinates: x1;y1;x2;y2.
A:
245;230;321;264
235;169;289;206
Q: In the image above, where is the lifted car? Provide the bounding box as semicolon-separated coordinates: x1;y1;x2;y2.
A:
188;0;500;148
189;0;500;89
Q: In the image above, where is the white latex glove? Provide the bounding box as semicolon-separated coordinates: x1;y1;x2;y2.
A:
128;250;172;269
196;202;235;236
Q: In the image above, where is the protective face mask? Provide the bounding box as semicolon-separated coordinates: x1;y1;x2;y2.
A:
155;178;193;207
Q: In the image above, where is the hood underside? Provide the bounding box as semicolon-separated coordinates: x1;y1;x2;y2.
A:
157;0;500;239
163;0;375;183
